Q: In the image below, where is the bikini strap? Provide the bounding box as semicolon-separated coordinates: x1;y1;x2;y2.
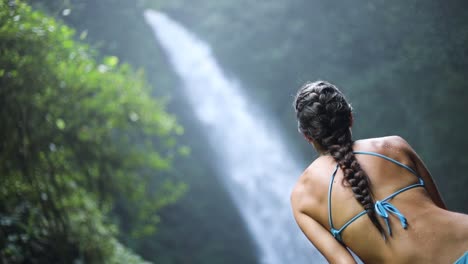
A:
328;163;369;242
328;151;426;241
328;164;340;231
353;151;423;184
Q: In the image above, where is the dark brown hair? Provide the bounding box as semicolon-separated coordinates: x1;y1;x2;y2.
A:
293;80;385;236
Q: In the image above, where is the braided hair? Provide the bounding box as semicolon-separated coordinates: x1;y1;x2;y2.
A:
293;80;385;237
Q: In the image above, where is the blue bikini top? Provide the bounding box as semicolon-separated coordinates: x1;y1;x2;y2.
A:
328;151;425;243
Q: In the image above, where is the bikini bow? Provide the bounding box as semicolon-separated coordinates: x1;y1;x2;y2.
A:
374;200;408;236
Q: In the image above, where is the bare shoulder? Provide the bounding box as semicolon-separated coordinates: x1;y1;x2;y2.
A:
381;135;410;145
291;156;335;214
291;157;362;264
355;135;414;156
354;135;425;177
382;135;413;150
356;135;409;147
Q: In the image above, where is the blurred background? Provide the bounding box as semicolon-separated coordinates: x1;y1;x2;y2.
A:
1;0;467;263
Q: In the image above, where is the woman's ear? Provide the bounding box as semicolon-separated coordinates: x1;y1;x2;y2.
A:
304;135;314;143
350;113;354;128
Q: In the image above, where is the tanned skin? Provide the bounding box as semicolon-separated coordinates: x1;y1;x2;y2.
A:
291;135;468;264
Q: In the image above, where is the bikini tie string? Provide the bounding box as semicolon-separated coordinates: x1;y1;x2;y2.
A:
330;228;341;241
374;200;408;236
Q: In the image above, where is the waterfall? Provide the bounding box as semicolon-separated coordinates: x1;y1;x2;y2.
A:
144;10;327;264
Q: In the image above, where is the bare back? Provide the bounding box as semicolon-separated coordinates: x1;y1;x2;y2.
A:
291;136;468;263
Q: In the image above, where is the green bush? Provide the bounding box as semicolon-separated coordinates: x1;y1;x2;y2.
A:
0;1;186;263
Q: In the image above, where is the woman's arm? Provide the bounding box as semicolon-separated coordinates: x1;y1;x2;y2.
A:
396;136;447;209
291;185;357;264
293;211;357;264
408;146;447;209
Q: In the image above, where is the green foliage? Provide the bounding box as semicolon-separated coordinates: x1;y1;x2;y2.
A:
0;1;185;263
26;1;260;263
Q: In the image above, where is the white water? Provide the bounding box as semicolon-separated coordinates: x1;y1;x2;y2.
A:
144;10;326;264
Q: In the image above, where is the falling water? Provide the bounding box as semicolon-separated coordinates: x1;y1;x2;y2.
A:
144;10;327;264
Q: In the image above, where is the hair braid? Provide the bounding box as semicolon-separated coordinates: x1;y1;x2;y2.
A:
294;81;385;237
328;137;386;237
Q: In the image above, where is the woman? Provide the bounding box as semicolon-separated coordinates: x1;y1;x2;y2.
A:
291;81;468;264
